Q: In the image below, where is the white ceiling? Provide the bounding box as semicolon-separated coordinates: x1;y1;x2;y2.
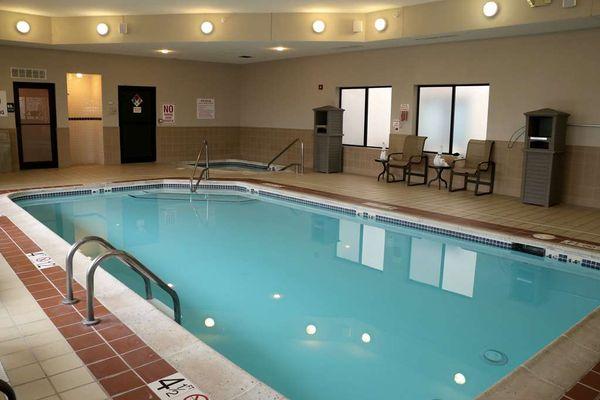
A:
0;0;438;16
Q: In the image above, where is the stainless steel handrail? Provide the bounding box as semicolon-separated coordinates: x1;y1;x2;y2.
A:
63;236;152;304
190;140;209;192
82;249;181;325
266;138;304;174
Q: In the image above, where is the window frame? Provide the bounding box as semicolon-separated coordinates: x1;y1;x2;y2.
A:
339;85;392;148
415;83;490;155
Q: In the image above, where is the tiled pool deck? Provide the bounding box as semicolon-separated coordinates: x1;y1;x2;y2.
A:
0;164;599;399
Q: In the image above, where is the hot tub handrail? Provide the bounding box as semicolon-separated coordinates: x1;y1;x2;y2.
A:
267;138;304;174
82;249;181;325
63;236;152;304
190;140;210;193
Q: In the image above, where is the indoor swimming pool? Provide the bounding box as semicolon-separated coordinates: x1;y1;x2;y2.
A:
15;187;600;400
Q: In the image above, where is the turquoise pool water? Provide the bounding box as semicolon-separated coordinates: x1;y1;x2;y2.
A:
17;189;600;400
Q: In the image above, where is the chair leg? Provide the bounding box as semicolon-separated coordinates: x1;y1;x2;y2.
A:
406;165;411;185
474;173;480;196
449;172;467;192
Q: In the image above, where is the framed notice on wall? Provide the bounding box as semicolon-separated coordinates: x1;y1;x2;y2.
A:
196;98;215;120
162;103;175;123
0;91;7;117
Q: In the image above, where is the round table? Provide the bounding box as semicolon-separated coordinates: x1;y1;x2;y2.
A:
428;165;451;189
374;158;389;181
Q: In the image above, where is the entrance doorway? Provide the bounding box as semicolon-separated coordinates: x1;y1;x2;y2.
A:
13;82;58;169
118;85;156;163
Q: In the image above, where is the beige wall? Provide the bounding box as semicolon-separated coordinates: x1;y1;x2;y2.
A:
0;45;241;129
239;28;600;148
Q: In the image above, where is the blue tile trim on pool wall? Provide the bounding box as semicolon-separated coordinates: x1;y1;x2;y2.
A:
258;190;357;216
375;215;513;249
8;181;600;271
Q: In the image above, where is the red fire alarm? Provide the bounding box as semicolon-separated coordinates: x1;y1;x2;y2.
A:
318;84;324;90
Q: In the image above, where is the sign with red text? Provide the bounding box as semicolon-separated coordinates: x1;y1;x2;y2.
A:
162;103;175;124
149;373;209;400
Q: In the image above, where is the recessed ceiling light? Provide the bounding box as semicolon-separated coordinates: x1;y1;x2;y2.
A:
374;18;387;32
272;46;287;52
96;22;109;36
75;73;83;78
312;19;326;34
157;49;173;54
16;20;31;34
483;1;499;17
200;21;214;35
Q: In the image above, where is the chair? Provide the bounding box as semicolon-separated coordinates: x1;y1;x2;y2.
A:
449;139;496;196
386;135;428;186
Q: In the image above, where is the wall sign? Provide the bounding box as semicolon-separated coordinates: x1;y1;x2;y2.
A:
149;373;209;400
132;94;143;114
196;98;215;120
0;91;7;117
162;103;175;124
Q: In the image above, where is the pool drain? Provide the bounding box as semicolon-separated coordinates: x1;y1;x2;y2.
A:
483;349;508;366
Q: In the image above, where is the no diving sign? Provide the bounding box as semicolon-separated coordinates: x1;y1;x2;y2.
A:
26;251;56;270
149;373;209;400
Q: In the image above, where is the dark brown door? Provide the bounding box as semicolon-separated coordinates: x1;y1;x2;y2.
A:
13;82;58;169
118;85;156;163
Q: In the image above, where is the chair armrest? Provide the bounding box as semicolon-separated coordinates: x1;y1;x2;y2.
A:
451;158;466;167
387;152;403;162
408;155;425;164
477;161;491;171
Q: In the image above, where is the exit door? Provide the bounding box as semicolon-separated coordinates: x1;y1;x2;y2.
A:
13;82;58;169
118;85;156;163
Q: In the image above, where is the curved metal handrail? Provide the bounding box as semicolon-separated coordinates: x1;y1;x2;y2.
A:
0;379;16;400
83;249;181;325
63;236;152;304
190;140;210;193
267;138;304;174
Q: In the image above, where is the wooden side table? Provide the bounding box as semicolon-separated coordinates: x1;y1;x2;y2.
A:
428;165;451;190
374;158;388;181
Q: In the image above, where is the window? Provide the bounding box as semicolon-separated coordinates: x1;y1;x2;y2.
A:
340;86;392;147
416;84;489;155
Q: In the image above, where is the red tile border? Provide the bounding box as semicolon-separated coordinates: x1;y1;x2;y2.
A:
0;217;185;399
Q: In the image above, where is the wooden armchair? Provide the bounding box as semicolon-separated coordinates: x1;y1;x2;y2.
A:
386;135;428;186
449;139;496;196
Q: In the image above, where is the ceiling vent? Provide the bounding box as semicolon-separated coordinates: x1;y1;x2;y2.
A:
10;67;47;80
527;0;552;7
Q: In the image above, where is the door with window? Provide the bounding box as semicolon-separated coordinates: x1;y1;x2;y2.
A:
13;82;58;169
118;85;156;163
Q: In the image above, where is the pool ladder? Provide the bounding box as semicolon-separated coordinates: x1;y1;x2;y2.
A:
267;138;304;174
190;140;210;193
62;236;182;325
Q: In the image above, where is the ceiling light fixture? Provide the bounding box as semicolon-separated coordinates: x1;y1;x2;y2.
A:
16;20;31;34
200;21;214;35
96;22;109;36
483;1;499;17
374;18;387;32
157;49;173;54
312;20;326;34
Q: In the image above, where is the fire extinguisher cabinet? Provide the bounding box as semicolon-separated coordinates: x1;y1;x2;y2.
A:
521;108;569;207
313;106;344;173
